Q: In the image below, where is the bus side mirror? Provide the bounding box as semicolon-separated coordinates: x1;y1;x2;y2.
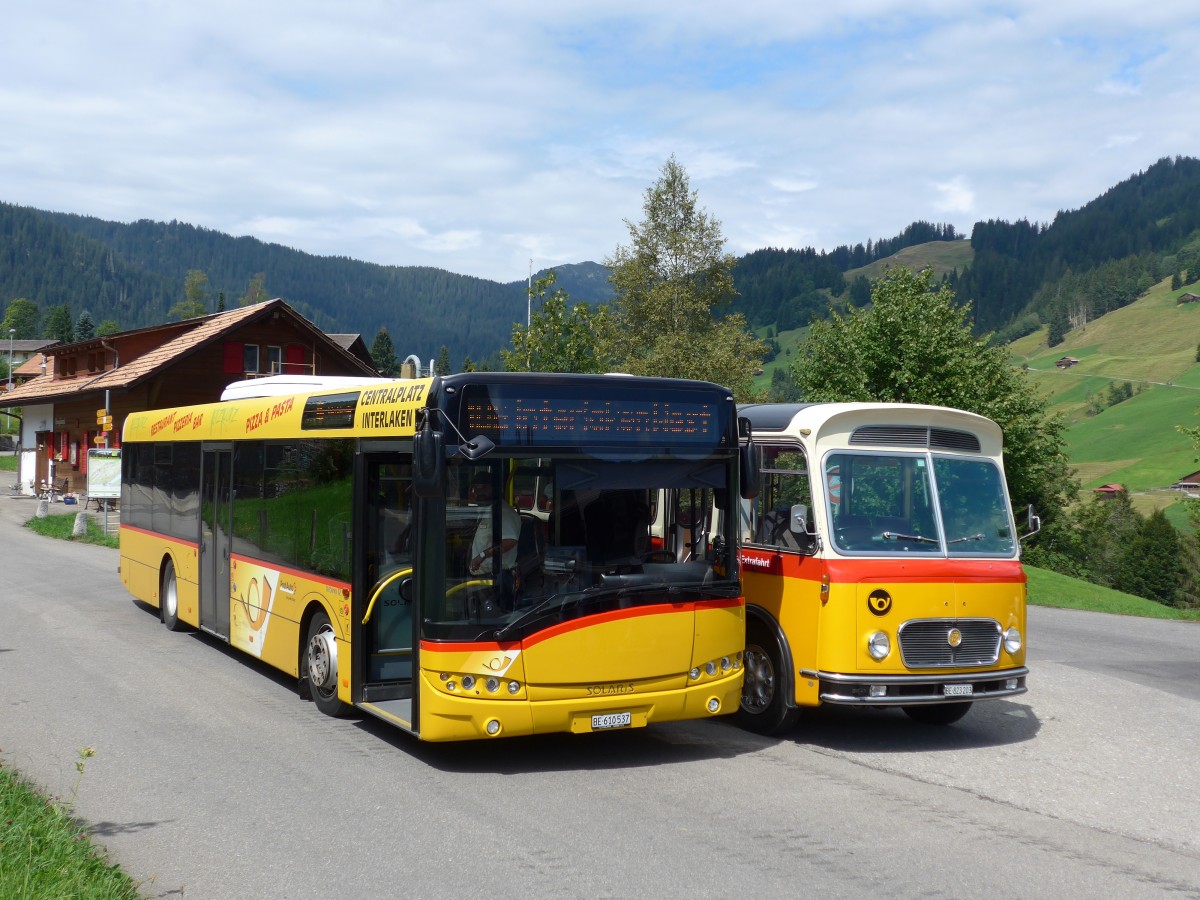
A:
1020;504;1041;542
790;504;809;534
738;418;758;500
413;428;444;498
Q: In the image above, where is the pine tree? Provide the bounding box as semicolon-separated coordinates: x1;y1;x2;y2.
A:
370;328;400;376
435;346;451;376
1114;510;1183;606
75;310;96;341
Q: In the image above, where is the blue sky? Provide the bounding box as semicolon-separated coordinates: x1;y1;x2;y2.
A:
2;1;1198;282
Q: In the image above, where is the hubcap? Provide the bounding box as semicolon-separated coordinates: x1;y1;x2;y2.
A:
164;576;177;618
307;625;338;690
742;646;775;713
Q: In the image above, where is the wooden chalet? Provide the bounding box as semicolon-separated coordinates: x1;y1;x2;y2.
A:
1092;483;1126;499
0;299;379;498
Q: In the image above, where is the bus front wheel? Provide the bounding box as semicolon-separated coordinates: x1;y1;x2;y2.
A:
903;702;972;725
161;560;186;632
303;611;348;717
736;623;799;736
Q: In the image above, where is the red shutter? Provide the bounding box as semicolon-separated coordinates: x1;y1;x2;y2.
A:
224;342;244;374
284;345;306;373
81;434;91;473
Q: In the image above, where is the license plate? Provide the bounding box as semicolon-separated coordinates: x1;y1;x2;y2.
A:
943;683;974;697
591;711;632;730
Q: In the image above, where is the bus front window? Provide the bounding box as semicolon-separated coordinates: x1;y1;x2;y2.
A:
422;457;740;641
825;453;939;554
933;457;1015;556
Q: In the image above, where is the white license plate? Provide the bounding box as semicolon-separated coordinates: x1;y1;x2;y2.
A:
943;683;974;697
591;711;632;730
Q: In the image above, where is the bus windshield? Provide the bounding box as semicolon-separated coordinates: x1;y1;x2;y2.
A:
825;452;1015;557
413;456;737;642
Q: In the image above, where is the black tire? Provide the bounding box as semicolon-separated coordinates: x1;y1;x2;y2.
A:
903;702;973;726
303;611;348;717
735;622;800;735
161;559;187;632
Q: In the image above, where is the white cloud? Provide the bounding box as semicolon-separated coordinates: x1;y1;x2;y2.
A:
0;2;1198;279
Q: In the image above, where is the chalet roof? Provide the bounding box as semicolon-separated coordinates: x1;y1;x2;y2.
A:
7;339;57;354
0;299;376;407
1093;483;1125;493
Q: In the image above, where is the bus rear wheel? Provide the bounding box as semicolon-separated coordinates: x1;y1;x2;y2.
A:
903;702;972;725
161;560;186;632
736;623;799;736
304;611;348;717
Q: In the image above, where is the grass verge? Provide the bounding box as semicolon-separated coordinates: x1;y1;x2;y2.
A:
1026;564;1200;621
0;764;140;900
24;511;118;548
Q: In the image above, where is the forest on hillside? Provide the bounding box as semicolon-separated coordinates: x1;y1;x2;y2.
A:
3;156;1200;364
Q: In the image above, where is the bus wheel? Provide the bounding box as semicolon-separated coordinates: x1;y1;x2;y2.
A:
736;623;799;735
161;560;186;632
304;611;348;717
903;702;972;726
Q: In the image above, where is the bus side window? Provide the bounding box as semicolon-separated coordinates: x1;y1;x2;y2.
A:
751;447;813;553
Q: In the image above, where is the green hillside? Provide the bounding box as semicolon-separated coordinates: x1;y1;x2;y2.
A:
1005;275;1200;520
843;239;974;283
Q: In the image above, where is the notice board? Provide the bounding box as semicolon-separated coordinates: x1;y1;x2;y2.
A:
87;448;122;499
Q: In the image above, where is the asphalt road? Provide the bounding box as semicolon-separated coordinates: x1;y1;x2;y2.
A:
2;494;1199;899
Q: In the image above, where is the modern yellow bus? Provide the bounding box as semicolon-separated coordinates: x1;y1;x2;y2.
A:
734;402;1030;732
119;372;752;741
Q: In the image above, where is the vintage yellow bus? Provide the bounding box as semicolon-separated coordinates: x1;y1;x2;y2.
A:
119;372;752;741
734;402;1030;732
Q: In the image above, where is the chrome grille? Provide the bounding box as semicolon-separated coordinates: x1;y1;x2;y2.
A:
897;619;1001;667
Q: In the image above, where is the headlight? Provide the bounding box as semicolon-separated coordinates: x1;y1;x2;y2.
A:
1004;627;1022;654
868;631;891;661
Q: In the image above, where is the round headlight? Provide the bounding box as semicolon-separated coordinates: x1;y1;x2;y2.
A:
705;661;717;676
507;680;520;695
461;675;476;691
485;677;500;693
1004;627;1022;654
690;667;701;680
720;656;731;671
868;631;891;661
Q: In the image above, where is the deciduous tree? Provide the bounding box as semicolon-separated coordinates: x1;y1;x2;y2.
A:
169;269;211;320
604;156;766;399
792;265;1076;522
2;298;41;339
503;271;609;374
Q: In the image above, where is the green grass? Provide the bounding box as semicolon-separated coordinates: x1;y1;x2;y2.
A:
1026;564;1200;620
24;512;119;548
843;239;975;283
0;454;16;472
0;764;141;900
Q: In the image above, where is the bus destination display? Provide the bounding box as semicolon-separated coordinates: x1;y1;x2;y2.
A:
462;392;725;446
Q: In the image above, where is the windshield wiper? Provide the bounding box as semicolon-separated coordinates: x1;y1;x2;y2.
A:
882;531;938;544
492;589;581;642
947;533;985;544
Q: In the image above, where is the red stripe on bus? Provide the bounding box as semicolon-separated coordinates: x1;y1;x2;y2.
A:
421;597;743;654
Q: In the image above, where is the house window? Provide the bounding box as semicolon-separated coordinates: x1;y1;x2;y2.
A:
266;345;283;374
243;344;260;374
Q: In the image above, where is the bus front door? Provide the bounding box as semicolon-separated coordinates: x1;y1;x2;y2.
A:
355;455;416;713
199;447;232;639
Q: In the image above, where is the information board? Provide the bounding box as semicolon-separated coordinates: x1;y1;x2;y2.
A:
87;448;122;499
